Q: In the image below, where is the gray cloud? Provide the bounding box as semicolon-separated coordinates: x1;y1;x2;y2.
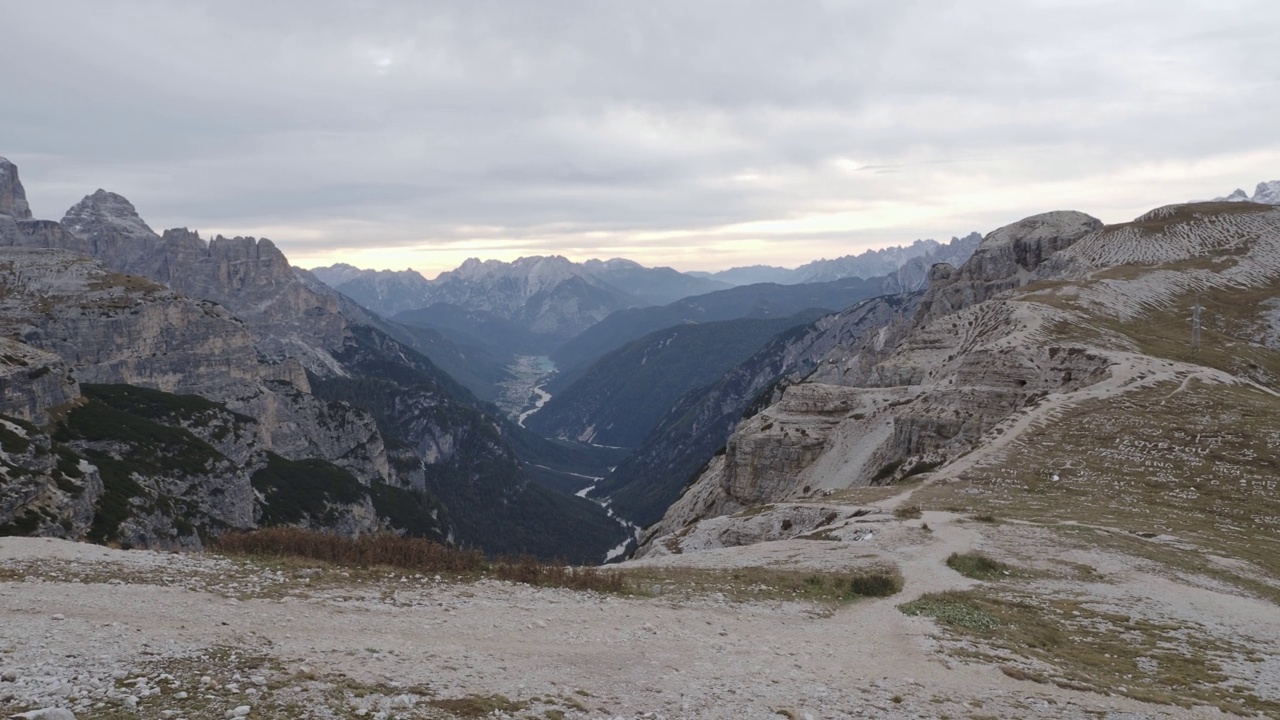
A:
2;0;1278;272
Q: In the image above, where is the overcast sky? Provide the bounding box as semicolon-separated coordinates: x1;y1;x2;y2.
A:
3;1;1279;276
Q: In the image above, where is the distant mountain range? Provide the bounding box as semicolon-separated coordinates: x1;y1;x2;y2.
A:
688;234;982;286
308;234;982;365
1214;180;1280;205
310;256;730;343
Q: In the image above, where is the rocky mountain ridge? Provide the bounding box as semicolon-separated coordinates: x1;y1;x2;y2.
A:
639;199;1280;554
311;255;729;343
692;233;982;286
0;156;624;561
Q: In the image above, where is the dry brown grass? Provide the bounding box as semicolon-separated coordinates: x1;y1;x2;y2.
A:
623;565;903;604
212;527;485;573
491;554;625;593
212;528;629;593
893;504;922;520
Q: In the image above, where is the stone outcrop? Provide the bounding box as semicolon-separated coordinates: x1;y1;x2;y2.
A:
912;211;1101;327
0;159;89;254
642;502;885;558
0;338;79;425
0;157;32;220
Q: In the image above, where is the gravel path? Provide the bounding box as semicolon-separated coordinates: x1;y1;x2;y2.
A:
0;523;1224;719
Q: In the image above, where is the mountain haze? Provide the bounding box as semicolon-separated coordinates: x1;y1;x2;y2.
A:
692;233;982;286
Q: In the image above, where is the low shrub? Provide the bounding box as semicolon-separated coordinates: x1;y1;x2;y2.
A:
848;568;905;597
893;505;923;520
212;527;483;573
491;554;625;593
212;528;625;593
946;551;1011;580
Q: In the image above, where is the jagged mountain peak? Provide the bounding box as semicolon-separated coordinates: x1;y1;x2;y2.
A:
1252;180;1280;205
209;233;286;258
62;188;157;241
440;254;600;296
309;262;382;287
0;156;33;220
1212;180;1280;205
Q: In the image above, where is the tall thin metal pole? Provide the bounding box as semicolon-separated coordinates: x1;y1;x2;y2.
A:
1191;299;1201;355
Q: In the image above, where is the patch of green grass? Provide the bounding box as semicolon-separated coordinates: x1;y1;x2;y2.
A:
899;591;1000;630
84;451;148;544
0;422;32;454
870;459;903;483
946;552;1011;580
0;509;43;536
429;694;528;717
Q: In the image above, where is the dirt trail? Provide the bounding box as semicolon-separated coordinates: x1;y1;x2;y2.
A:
0;534;1217;719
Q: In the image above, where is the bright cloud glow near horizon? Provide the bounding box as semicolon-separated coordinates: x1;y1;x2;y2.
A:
3;1;1279;278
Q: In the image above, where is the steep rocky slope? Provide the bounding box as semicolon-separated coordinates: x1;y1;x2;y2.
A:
525;311;829;448
594;293;920;527
641;201;1280;551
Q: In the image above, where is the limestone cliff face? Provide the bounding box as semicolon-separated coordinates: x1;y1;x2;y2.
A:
0;247;391;486
62;193;348;376
0;158;32;220
0;338;80;425
0;249;264;395
0;158;88;254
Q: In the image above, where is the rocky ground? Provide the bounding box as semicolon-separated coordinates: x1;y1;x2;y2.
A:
4;473;1267;720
